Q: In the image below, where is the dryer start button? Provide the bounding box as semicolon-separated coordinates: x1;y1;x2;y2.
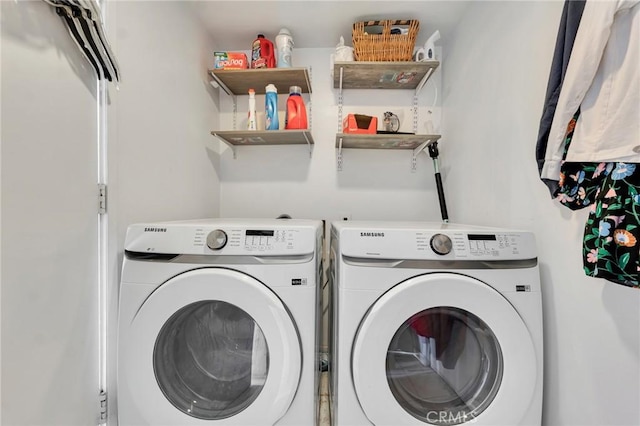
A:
206;229;228;250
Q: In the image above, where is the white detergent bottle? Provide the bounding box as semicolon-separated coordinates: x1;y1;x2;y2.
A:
275;28;294;68
247;88;257;130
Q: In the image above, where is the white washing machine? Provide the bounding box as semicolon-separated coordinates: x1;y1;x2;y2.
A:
117;218;323;426
330;221;543;426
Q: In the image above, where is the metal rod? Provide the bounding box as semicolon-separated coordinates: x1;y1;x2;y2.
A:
428;142;449;223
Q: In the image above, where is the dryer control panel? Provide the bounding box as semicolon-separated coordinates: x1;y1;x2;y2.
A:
335;221;536;261
449;232;523;258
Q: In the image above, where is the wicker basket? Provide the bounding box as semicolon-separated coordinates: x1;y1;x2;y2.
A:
352;20;419;62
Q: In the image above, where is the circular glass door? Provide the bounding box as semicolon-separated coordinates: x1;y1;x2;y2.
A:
154;300;269;420
386;307;502;425
351;273;537;426
122;268;302;425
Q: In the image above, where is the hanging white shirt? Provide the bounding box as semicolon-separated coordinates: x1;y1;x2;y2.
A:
541;0;640;182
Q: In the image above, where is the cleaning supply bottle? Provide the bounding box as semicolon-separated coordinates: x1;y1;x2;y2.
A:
275;28;294;68
251;34;275;69
285;86;307;129
414;30;441;61
247;89;257;130
265;84;279;130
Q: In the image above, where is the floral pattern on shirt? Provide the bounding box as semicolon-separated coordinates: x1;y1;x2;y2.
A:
556;112;639;288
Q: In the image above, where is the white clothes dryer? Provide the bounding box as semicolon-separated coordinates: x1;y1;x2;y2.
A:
330;221;543;426
117;218;323;426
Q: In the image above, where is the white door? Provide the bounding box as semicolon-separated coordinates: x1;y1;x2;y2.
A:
352;273;537;426
1;1;100;424
122;268;302;425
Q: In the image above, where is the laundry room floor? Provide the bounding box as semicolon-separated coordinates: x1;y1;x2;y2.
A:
319;371;331;425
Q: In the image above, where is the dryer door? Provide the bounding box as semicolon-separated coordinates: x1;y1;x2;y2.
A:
123;268;301;425
352;273;537;426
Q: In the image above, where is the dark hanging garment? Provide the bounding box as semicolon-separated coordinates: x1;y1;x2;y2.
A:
535;0;586;197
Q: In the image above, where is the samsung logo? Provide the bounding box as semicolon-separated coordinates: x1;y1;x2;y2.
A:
144;227;167;232
360;232;385;237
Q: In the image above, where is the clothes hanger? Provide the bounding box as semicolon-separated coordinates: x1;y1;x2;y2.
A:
68;0;116;82
42;0;120;82
63;0;113;81
42;0;104;79
73;0;120;82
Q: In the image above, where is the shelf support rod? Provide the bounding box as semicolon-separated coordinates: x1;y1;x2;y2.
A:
232;95;238;131
337;137;344;171
428;141;449;223
413;93;419;135
338;66;344;132
415;66;434;96
212;133;237;159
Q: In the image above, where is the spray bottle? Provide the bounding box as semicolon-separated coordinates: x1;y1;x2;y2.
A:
247;89;257;130
415;30;441;61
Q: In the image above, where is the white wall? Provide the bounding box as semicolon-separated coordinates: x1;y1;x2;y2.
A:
218;48;443;223
107;0;221;235
104;1;221;422
442;2;640;425
1;1;100;424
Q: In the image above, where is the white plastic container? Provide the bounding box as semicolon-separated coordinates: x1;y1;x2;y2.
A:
247;88;257;130
275;28;294;68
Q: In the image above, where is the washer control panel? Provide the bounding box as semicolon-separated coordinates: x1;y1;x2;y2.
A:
197;228;302;254
125;220;318;256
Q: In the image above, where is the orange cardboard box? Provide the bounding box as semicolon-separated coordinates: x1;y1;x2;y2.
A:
214;52;248;70
343;114;378;134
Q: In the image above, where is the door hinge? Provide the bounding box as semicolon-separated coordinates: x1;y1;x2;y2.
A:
98;184;107;214
99;391;108;422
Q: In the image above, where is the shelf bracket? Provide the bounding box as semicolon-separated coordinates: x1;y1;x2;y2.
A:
411;139;433;171
415;66;434;96
208;71;234;97
303;131;313;158
212;132;237;159
337;137;344;171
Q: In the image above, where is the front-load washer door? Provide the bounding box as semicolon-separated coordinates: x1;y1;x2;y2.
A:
352;273;537;426
122;268;301;425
